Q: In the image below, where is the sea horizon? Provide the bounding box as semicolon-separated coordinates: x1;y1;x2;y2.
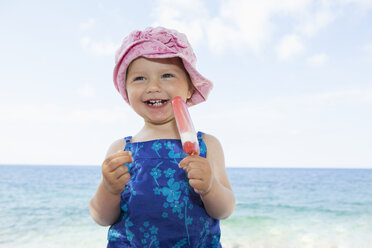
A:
1;165;372;247
1;163;371;169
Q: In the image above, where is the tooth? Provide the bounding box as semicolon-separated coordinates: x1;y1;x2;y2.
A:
147;99;167;106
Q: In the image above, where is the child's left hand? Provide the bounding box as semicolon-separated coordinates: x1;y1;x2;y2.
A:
179;155;214;195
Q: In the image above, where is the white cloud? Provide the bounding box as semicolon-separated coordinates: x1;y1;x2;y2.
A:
339;0;372;8
307;53;329;66
302;88;372;106
79;18;95;30
150;0;324;54
276;34;305;60
81;36;91;48
151;0;370;57
297;9;336;37
152;0;278;53
207;1;275;53
80;36;118;56
205;18;241;53
151;0;208;46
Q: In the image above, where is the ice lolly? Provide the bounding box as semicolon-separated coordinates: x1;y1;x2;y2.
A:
172;96;200;156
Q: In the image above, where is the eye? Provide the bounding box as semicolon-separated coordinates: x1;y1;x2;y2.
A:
162;73;174;79
133;76;146;81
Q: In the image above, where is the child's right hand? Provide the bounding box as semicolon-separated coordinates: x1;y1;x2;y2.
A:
102;151;133;195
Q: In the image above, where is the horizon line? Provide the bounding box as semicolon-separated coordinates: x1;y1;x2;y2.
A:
1;163;371;169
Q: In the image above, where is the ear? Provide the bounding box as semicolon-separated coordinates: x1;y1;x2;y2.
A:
187;89;193;102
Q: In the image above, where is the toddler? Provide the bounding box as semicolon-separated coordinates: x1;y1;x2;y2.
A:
89;26;235;248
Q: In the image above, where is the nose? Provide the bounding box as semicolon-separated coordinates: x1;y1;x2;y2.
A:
145;78;161;93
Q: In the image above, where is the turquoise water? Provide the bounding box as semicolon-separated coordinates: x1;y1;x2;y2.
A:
1;165;372;248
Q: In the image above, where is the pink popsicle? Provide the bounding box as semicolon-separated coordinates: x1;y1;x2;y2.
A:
171;96;200;156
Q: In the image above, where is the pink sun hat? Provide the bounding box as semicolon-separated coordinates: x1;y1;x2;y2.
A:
113;26;213;106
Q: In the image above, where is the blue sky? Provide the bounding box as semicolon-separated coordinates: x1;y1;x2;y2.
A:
0;0;371;167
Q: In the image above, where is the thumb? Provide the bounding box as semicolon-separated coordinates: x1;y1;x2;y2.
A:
117;150;132;156
178;156;188;169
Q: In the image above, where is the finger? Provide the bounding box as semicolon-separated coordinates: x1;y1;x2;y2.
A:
187;155;203;163
194;188;202;194
179;163;192;173
179;156;204;170
187;169;204;180
189;179;203;191
112;165;129;178
187;161;202;170
117;169;131;182
103;152;131;171
178;154;201;167
118;173;131;186
106;155;134;172
178;156;189;169
106;151;132;163
180;162;201;174
109;155;133;169
179;163;189;172
185;162;207;175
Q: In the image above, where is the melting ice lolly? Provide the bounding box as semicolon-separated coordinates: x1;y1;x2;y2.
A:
171;96;200;156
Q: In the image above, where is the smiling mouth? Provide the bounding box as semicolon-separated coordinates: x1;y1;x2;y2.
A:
145;99;169;106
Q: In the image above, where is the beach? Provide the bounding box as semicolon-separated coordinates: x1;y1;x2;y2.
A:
1;165;372;248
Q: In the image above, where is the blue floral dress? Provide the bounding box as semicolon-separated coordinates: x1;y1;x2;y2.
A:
107;131;221;248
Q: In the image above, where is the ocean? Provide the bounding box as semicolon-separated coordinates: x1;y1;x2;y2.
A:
0;165;371;248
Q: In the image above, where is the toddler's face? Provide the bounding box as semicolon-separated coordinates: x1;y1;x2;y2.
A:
126;57;192;124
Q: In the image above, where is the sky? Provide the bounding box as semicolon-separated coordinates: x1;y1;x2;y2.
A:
0;0;371;168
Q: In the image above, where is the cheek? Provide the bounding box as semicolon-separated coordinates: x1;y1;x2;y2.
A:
126;85;139;99
168;83;190;97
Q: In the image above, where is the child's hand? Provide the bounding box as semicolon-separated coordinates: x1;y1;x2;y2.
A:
179;155;214;195
102;151;133;195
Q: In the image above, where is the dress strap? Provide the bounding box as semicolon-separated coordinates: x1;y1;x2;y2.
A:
197;131;207;158
197;131;204;141
123;136;132;152
123;136;133;171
